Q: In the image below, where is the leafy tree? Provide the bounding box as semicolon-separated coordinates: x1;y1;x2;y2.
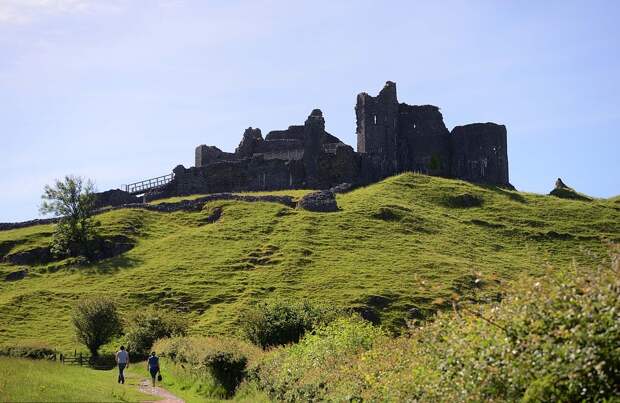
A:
40;175;98;258
72;297;122;357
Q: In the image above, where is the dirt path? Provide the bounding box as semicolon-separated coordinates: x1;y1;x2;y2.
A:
138;378;184;403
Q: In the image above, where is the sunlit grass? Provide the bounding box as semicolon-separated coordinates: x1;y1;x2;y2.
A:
149;189;313;205
0;357;151;402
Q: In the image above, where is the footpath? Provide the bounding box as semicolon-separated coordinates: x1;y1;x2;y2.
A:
138;378;184;403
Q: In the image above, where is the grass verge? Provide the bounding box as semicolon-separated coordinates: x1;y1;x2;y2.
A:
0;357;151;402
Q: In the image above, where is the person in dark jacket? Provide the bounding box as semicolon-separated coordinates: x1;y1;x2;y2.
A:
147;351;160;387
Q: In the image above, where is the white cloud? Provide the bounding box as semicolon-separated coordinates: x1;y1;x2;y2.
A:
0;0;108;24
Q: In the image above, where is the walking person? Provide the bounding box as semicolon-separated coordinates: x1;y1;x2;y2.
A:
115;345;129;384
147;351;160;387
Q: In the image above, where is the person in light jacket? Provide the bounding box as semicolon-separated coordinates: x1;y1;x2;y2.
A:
115;346;129;384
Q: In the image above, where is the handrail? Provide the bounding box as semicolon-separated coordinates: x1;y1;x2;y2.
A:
124;173;174;195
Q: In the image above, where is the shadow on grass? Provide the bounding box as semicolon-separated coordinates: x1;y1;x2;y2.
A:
480;184;528;204
45;254;143;276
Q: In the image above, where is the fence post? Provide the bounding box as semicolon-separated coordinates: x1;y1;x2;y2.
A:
79;352;83;366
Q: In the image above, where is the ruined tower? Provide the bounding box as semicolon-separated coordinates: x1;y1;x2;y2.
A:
355;81;400;177
450;123;509;185
355;81;509;186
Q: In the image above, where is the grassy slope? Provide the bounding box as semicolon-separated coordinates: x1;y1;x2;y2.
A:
0;173;618;352
0;357;151;402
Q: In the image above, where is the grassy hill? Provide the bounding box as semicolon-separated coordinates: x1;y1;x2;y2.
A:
0;173;618;352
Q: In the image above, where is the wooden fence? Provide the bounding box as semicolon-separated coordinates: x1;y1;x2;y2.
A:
59;352;90;366
57;351;116;369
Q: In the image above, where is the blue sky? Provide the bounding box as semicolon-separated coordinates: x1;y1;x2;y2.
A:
1;0;619;222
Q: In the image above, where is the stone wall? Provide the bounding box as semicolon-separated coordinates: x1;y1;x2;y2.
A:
195;145;237;167
398;104;451;176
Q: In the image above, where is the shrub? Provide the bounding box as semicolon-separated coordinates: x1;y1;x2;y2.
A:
239;299;341;348
155;336;261;398
72;297;122;357
252;316;386;402
0;342;56;360
124;308;187;356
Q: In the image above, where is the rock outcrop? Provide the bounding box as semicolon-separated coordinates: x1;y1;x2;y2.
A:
297;190;338;212
549;178;592;201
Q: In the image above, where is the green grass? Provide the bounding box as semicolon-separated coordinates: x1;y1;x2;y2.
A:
0;173;618;353
149;189;312;204
0;357;152;402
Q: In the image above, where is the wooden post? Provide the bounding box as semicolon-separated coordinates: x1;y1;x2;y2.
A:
79;352;82;366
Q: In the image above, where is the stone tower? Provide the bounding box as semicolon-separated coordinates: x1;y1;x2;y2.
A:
450;123;509;185
355;81;400;175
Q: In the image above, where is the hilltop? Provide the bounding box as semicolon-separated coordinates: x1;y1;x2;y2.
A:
0;173;618;352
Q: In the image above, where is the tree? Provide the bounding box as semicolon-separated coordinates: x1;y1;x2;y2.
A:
72;297;122;357
40;175;98;258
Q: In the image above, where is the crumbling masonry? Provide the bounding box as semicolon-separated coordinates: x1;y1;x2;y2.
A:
161;81;510;197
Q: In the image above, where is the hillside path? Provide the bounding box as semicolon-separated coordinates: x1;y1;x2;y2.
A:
138;378;184;403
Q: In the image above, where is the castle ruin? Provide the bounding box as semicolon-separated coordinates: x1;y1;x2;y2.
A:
157;81;510;197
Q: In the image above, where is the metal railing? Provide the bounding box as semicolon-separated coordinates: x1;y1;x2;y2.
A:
124;173;174;195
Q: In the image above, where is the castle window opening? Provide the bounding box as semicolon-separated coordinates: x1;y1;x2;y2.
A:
373;115;377;125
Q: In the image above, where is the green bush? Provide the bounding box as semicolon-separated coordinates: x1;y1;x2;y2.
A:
252;316;386;402
239;299;341;348
0;342;56;360
72;297;122;357
124;308;187;356
155;336;261;398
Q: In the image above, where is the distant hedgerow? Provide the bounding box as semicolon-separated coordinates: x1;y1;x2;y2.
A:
0;342;56;360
